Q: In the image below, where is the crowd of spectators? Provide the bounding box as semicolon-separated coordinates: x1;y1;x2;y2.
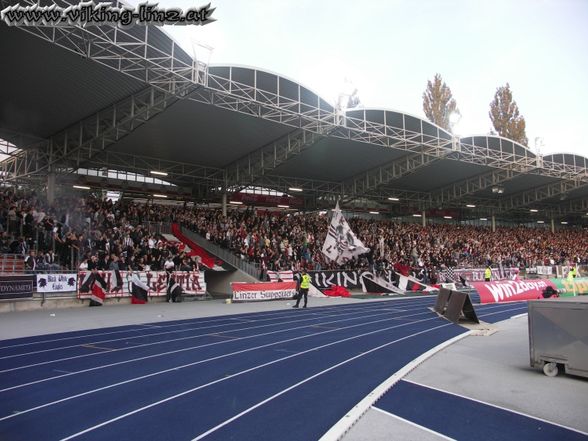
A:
1;189;587;278
0;190;200;273
176;206;588;278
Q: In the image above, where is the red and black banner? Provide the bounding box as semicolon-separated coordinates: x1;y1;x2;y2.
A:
79;272;107;306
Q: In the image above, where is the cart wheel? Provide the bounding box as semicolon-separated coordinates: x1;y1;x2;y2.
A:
543;362;559;377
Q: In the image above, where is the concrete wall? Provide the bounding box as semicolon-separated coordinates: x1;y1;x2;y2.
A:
205;270;258;298
0;293;175;314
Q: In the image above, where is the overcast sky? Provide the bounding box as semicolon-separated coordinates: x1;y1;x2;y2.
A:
156;0;587;157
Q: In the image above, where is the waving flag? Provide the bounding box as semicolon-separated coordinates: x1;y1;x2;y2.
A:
79;271;107;307
130;273;149;304
167;275;183;303
322;202;369;265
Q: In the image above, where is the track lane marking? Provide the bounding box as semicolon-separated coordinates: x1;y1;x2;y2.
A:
0;308;434;396
371;407;455;440
401;379;588;437
0;299;434;358
2;313;441;425
190;324;454;441
0;301;434;374
58;320;450;441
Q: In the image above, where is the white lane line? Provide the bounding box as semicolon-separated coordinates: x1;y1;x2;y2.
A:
0;311;332;360
0;309;434;394
190;324;452;441
0;305;423;373
0;314;267;350
321;332;471;441
402;379;588;437
477;305;528;318
476;302;527;312
58;319;448;441
371;407;455;441
0;300;430;358
0;302;385;350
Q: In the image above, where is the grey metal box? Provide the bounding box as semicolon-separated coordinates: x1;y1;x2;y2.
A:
528;297;588;378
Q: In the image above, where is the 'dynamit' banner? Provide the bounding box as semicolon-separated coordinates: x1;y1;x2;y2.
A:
0;275;35;299
471;279;557;304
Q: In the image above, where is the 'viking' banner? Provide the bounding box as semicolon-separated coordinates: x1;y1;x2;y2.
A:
306;270;435;293
322;202;369;264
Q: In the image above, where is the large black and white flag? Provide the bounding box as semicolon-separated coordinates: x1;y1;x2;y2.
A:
322;202;369;265
130;273;149;304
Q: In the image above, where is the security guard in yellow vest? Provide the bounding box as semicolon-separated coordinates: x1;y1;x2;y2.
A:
484;266;492;282
294;269;311;308
567;265;577;281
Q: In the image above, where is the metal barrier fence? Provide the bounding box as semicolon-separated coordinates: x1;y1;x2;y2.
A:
1;219;174;272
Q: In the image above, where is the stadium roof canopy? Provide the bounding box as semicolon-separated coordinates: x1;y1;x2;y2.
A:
1;5;587;223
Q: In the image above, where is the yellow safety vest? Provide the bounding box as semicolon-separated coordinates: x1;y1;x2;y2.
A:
300;274;311;289
484;268;491;280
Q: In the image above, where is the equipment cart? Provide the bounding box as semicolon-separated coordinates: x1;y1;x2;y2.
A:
528;296;588;378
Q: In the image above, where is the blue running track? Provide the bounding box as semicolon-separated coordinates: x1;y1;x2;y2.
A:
0;297;528;441
375;379;587;440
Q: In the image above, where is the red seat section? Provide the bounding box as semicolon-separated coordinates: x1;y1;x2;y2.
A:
171;223;216;270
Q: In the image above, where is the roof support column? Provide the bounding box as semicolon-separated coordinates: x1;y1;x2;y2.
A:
222;192;227;217
422;210;426;227
492;215;496;232
47;171;56;206
551;217;555;233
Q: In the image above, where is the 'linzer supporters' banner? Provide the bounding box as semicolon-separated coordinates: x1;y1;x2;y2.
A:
551;278;588;297
471;279;557;304
77;270;206;299
231;281;297;301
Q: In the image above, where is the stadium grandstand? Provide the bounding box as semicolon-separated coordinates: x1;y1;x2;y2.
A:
1;2;588;441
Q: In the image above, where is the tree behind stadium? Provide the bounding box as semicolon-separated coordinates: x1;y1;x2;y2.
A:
422;73;460;132
489;83;528;146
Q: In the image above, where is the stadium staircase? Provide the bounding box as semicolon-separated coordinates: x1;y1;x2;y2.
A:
172;226;260;297
0;254;25;274
176;226;261;279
